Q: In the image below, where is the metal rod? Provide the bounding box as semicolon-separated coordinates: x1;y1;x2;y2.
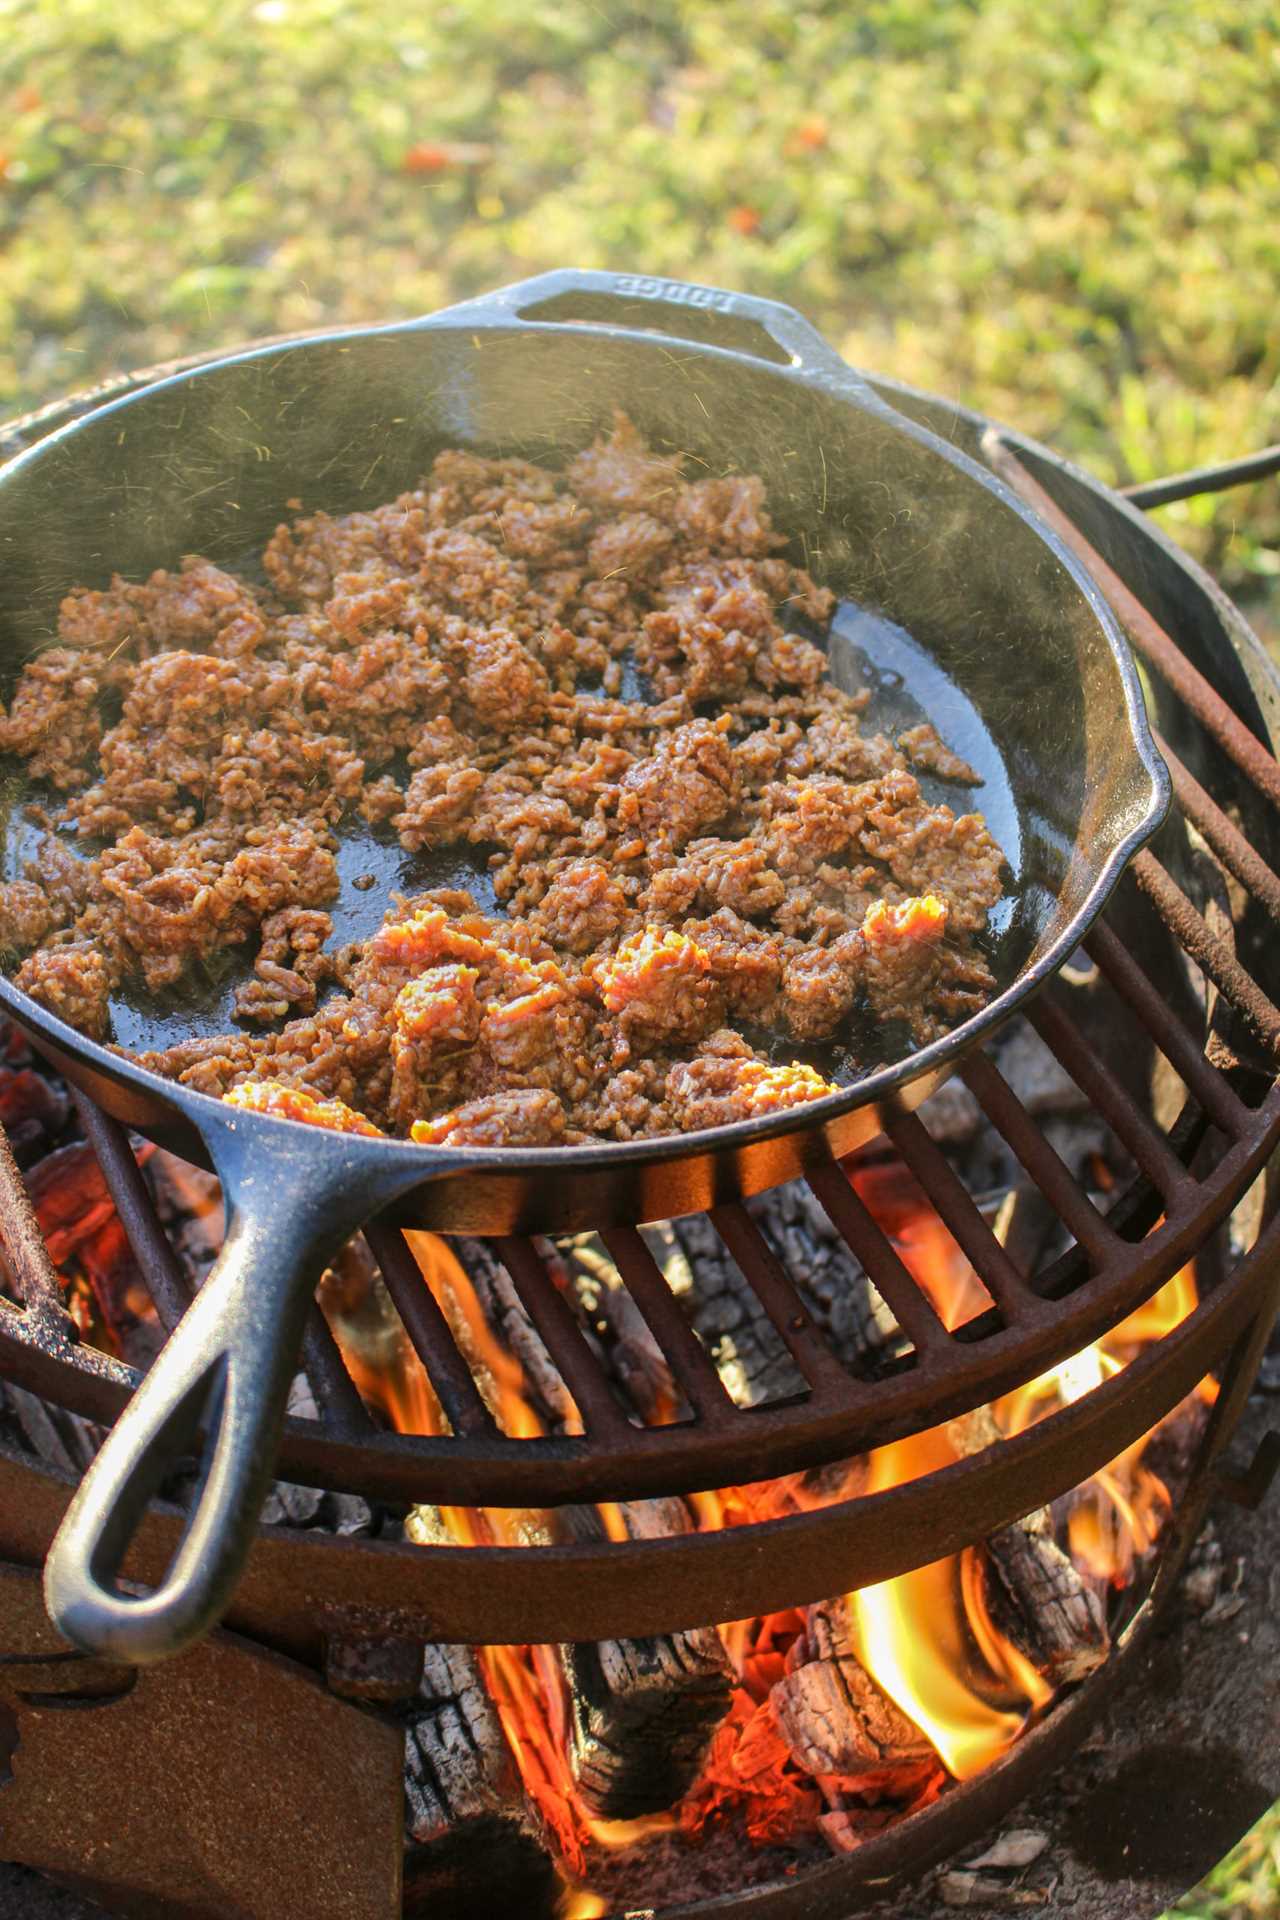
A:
804;1163;952;1357
1123;443;1280;510
1027;996;1190;1200
709;1202;866;1395
960;1051;1119;1264
364;1219;497;1438
1085;920;1252;1137
1156;731;1280;924
1132;849;1280;1056
986;434;1280;813
69;1091;193;1334
601;1227;740;1426
301;1305;379;1438
881;1109;1044;1323
494;1237;632;1439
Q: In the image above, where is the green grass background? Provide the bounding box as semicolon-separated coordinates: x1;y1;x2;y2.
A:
0;1;1276;1909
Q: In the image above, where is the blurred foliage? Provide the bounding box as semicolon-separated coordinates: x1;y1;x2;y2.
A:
1168;1802;1280;1920
0;0;1277;597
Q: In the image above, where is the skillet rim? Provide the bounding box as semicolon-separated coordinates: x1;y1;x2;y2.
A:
0;304;1172;1182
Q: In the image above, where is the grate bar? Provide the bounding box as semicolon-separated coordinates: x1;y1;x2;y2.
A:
710;1202;863;1395
986;436;1280;813
1027;996;1190;1200
1086;922;1253;1137
1157;735;1280;925
1132;850;1280;1057
602;1227;740;1426
805;1162;952;1357
960;1052;1119;1264
495;1237;633;1440
364;1220;498;1438
301;1306;378;1438
70;1092;193;1335
881;1109;1042;1322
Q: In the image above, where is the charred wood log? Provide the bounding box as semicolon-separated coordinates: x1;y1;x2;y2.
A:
402;1638;555;1920
560;1499;733;1818
454;1235;578;1431
950;1406;1109;1684
770;1596;933;1777
982;1511;1109;1685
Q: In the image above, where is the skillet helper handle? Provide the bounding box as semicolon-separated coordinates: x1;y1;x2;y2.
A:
422;267;878;397
42;1138;381;1665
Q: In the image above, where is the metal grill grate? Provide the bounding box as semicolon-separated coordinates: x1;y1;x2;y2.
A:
0;437;1277;1522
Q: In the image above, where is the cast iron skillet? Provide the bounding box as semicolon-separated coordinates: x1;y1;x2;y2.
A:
0;271;1169;1664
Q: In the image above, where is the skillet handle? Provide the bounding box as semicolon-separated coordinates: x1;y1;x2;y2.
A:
42;1129;407;1665
420;267;877;397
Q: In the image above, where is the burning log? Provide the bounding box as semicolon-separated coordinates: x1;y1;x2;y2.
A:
561;1499;734;1818
559;1189;891;1419
950;1407;1109;1685
664;1211;811;1406
402;1637;556;1920
770;1596;933;1777
981;1510;1109;1686
744;1178;902;1374
454;1236;578;1431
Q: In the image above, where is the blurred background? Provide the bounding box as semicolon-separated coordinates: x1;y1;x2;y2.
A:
0;2;1276;1911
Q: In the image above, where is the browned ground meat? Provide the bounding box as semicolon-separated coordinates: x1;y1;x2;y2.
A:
0;415;1006;1141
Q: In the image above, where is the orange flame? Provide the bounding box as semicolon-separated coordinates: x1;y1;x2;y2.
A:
849;1158;992;1331
841;1421;1048;1780
320;1182;1210;1879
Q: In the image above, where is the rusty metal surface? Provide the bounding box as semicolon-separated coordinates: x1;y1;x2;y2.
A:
0;1563;403;1920
0;1210;1273;1651
2;1045;1274;1511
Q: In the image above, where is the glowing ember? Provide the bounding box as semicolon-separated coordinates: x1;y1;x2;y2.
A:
333;1189;1210;1892
844;1425;1044;1781
12;1112;1211;1890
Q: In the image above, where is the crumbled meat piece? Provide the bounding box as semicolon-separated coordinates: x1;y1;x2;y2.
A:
460;625;551;732
1;414;1005;1143
529;860;629;954
0;648;117;789
387;965;482;1130
224;1078;385;1135
410;1087;567;1147
587;513;674;581
672;475;780;556
780;933;865;1041
617;718;740;850
759;776;868;874
0;879;56;954
860;772;1003;932
395;763;485;851
666;1031;839;1130
566;413;684;517
15;943;112;1039
234;908;334;1024
897;723;980;784
651;838;785;920
212;730;365;823
681;910;783;1020
860;894;968;1040
596;926;722;1047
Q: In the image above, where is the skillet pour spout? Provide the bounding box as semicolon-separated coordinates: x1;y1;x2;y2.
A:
0;270;1169;1663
